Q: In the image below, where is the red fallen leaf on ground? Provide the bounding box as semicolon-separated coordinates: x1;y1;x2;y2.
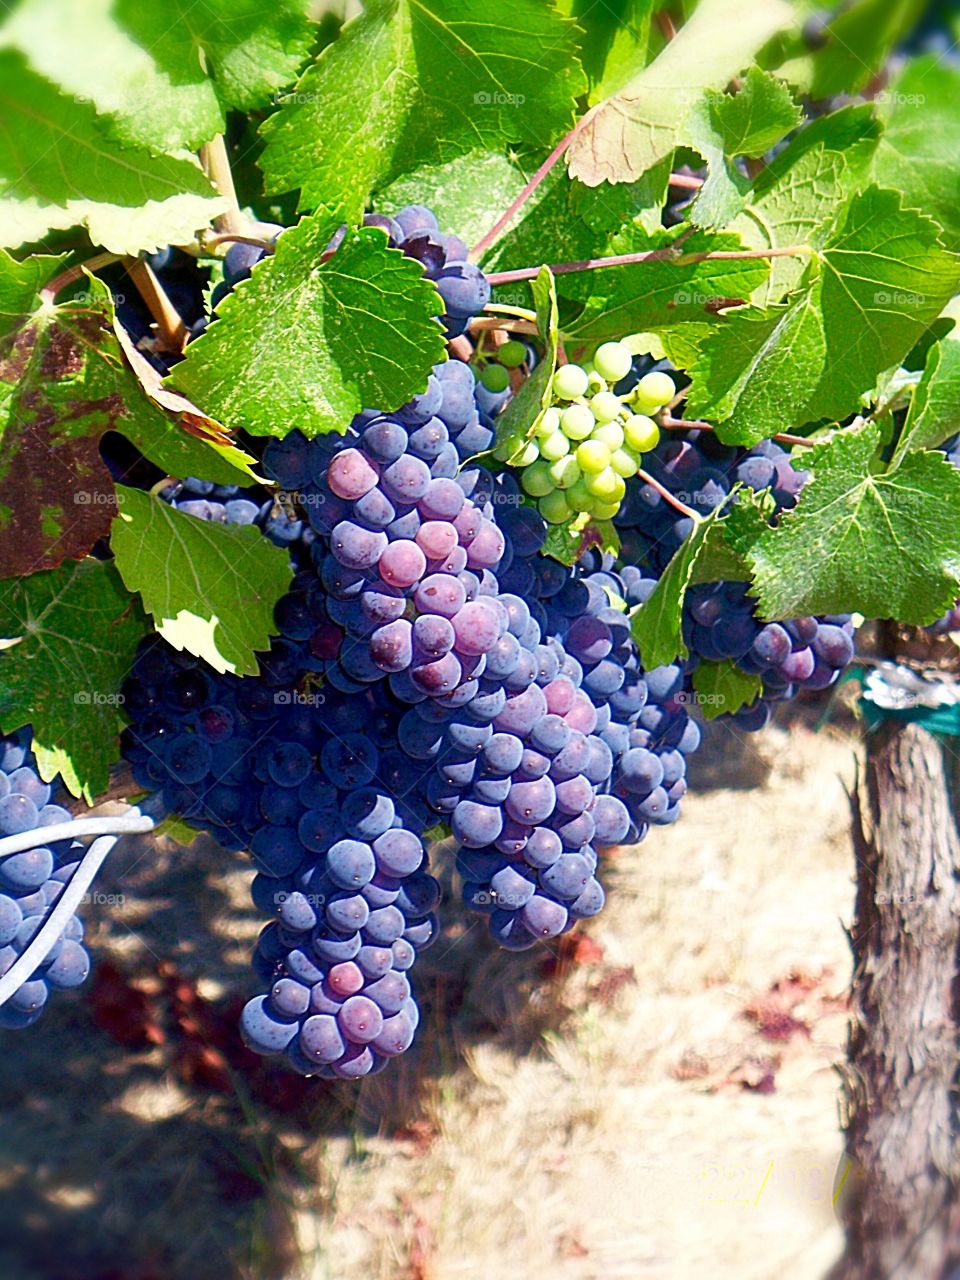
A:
541;932;605;977
393;1118;439;1154
743;1004;811;1042
87;961;165;1049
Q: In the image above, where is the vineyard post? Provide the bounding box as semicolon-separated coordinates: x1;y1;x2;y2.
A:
834;632;960;1279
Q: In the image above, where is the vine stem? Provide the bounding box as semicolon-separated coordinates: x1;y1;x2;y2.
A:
39;252;121;305
199;135;246;237
660;413;816;449
470;120;589;261
485;244;811;286
0;812;156;860
636;467;699;520
468;316;540;335
125;258;187;352
669;172;704;191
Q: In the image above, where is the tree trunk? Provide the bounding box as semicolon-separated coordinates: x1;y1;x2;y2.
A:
834;720;960;1279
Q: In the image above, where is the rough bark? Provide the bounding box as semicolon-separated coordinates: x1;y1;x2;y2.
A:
834;720;960;1280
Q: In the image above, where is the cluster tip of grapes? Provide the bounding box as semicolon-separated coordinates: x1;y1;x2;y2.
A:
493;341;676;525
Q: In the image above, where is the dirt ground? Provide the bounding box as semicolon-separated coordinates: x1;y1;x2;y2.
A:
0;705;862;1280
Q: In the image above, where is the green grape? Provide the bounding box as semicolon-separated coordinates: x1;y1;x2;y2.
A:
589;391;621;423
535;407;561;438
493;433;522;462
512;440;540;467
480;362;511;392
538;489;572;523
498;339;527;368
623;413;660;453
585;466;622;501
539;431;570;461
610;447;639;478
552;364;589;400
560;405;596;440
592;499;620;520
575;439;611;474
548;455;580;489
566;478;594;514
585;369;607;395
521;461;555;497
593;341;633;383
592;421;624;450
631;370;676;412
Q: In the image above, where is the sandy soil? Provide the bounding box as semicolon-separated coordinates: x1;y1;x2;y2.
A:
0;708;862;1280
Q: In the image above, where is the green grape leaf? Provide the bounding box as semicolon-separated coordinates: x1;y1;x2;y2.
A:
481;163;672;284
630;504;741;669
259;0;586;217
151;811;203;846
168;214;446;438
567;0;792;187
872;58;960;253
111;486;293;676
0;52;226;254
562;227;769;341
691;659;763;720
893;312;960;462
1;0;315;153
687;187;960;443
564;0;657;101
0;277;256;577
778;0;926;100
729;105;880;303
0;559;148;802
494;267;559;448
377;151;526;253
0;248;66;340
686;69;802;230
748;422;960;626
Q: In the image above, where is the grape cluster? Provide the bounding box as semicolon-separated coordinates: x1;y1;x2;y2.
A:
494;342;673;525
159;475;307;552
262;413;509;702
0;732;91;1028
121;639;439;1078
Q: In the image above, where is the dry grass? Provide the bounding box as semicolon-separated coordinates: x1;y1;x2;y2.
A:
0;712;860;1280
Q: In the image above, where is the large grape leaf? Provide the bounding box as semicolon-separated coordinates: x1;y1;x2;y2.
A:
748;422;960;626
567;0;792;187
0;274;256;577
686;187;960;443
0;559;148;802
167;213;446;438
871;58;960;253
565;0;657;102
111;486;293;677
0;52;226;254
259;0;586;216
1;0;315;154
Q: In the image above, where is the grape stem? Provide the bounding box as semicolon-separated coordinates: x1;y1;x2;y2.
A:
635;467;700;520
484;244;811;285
203;230;278;255
660;412;816;449
199;135;247;237
669;172;704;191
39;253;122;305
468;316;540;335
0;808;157;1008
125;258;188;352
470;120;591;261
482;302;538;323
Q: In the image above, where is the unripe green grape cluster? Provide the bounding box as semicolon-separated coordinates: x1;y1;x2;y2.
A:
493;341;675;523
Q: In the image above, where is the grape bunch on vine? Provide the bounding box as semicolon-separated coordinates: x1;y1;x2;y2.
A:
0;0;959;1100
